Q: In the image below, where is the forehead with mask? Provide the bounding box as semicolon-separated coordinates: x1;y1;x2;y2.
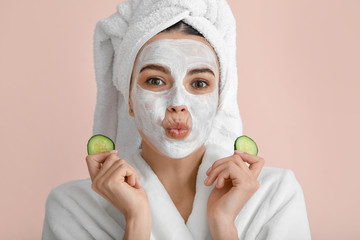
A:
128;22;221;159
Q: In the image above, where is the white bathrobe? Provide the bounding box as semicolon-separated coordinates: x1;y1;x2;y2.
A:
42;145;311;240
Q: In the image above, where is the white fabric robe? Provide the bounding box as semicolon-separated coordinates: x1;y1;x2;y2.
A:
42;146;311;239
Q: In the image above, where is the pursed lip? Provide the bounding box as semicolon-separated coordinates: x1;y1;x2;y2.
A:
166;122;190;140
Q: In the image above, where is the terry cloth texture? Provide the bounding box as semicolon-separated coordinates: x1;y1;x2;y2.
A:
42;149;312;239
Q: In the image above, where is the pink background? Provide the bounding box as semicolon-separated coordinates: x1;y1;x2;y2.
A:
1;0;359;239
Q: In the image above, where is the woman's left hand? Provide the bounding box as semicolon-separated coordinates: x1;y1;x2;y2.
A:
205;150;265;239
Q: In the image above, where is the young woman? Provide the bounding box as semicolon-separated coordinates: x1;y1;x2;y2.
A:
42;1;311;239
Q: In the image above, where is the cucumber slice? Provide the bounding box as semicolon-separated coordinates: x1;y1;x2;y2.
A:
87;134;115;155
234;135;258;156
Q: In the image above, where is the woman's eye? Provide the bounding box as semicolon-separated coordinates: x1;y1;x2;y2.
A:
146;78;165;86
191;80;209;89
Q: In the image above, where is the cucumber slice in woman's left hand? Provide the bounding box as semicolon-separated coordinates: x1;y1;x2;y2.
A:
87;134;115;155
234;135;258;155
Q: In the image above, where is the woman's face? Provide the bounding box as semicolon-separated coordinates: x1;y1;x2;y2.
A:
129;31;220;159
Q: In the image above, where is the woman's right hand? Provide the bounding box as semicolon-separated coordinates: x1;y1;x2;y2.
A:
85;150;150;220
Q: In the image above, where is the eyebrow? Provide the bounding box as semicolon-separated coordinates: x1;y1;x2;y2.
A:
140;64;215;77
188;68;215;77
140;64;170;74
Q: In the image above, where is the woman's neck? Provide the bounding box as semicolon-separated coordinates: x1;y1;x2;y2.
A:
141;141;205;190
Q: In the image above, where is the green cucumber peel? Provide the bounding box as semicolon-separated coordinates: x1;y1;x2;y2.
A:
234;135;258;156
87;134;115;155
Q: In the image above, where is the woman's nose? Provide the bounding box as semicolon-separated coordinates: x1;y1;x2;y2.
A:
167;105;188;113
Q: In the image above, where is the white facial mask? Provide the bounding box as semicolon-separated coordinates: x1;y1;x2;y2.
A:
131;39;219;159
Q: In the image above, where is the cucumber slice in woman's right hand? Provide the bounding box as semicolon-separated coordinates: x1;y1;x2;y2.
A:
234;135;258;156
87;134;115;155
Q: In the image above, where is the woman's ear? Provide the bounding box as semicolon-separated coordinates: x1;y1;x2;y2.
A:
217;86;220;110
128;98;134;117
129;72;135;117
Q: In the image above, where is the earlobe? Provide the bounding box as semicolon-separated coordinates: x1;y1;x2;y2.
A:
129;107;134;116
128;99;135;117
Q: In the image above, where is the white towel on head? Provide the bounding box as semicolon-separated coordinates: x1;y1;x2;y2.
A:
93;0;242;159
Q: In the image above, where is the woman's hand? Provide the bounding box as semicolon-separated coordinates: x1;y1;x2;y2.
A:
205;150;265;239
85;150;151;239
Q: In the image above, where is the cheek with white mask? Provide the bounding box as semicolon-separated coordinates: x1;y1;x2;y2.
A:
130;39;219;159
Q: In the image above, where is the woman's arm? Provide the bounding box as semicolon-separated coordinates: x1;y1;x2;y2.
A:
207;216;238;240
86;150;152;240
205;151;265;240
43;150;154;240
124;208;152;240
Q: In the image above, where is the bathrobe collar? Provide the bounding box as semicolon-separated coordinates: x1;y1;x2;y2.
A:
128;145;232;239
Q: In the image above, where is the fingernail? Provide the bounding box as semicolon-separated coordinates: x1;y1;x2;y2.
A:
204;177;209;185
110;150;118;153
235;150;244;154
